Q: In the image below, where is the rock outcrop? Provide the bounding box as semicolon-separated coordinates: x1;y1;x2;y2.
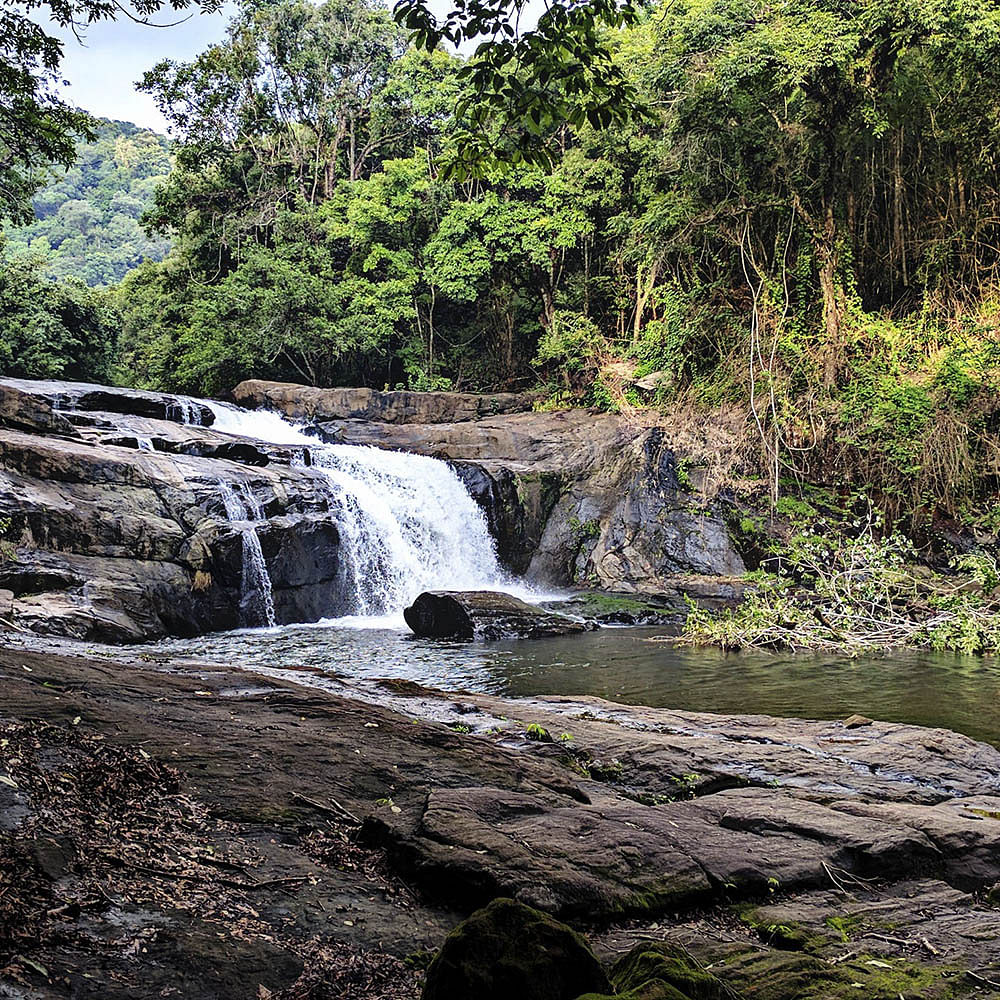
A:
233;378;537;425
0;380;348;641
233;380;749;592
404;590;590;640
421;898;612;1000
0;377;750;640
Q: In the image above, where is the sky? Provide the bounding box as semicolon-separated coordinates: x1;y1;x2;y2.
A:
42;0;479;135
44;5;235;132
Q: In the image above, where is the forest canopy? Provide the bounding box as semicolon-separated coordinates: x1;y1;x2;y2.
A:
5;120;172;287
4;0;1000;529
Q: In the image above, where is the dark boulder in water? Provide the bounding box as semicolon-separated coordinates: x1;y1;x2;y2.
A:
403;589;590;640
422;898;611;1000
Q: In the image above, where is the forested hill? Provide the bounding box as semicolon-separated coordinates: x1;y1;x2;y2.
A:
2;119;171;287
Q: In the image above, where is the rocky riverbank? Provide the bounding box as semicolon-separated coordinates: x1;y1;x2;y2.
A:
0;376;749;644
2;642;999;999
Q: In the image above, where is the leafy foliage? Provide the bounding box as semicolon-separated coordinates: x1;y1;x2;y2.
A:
7;0;1000;538
0;239;115;381
0;0;221;222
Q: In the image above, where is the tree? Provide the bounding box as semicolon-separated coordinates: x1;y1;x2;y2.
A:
0;239;114;380
394;0;647;173
4;119;173;286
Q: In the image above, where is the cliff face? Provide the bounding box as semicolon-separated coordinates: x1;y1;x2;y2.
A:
0;377;747;643
0;380;347;642
235;379;747;591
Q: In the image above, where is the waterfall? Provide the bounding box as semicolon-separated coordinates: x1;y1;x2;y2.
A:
217;480;277;628
167;400;204;425
207;401;517;621
312;445;509;616
137;436;154;452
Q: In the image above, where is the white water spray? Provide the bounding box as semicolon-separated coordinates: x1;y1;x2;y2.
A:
168;400;204;425
207;401;519;621
218;479;277;628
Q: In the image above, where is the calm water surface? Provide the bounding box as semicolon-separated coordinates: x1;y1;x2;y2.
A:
149;622;1000;748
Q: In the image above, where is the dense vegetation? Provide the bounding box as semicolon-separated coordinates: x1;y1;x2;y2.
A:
5;0;1000;545
4;120;172;287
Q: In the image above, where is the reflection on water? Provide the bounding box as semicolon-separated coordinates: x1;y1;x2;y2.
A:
150;622;1000;747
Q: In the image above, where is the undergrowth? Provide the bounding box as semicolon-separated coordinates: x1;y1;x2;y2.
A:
682;507;1000;655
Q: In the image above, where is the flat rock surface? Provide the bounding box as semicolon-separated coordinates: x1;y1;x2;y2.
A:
1;643;999;998
233;379;537;425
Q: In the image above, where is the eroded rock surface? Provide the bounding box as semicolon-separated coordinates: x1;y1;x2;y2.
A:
0;380;348;641
404;590;590;640
1;644;998;999
421;898;612;1000
233;378;536;424
235;380;748;591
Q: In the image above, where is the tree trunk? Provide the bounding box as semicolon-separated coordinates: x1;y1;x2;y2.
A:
818;248;842;388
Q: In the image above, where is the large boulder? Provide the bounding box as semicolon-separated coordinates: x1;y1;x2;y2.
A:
422;898;612;1000
0;378;215;425
0;381;349;642
404;590;590;640
0;384;77;437
295;399;748;591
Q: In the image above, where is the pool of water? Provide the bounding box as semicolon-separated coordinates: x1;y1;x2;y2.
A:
146;620;1000;747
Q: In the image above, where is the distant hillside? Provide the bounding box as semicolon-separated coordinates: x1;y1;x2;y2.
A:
3;119;172;288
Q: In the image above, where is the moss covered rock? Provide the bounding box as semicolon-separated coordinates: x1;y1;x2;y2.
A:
575;942;726;1000
422;898;612;1000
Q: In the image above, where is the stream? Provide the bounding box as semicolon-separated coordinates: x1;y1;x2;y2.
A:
69;390;1000;749
147;622;1000;747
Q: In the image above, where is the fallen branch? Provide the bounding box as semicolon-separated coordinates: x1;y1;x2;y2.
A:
292;791;361;826
966;970;1000;990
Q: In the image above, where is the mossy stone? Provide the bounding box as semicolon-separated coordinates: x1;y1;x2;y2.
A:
575;942;726;1000
422;898;611;1000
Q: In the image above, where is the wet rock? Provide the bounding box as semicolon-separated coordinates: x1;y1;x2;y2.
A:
73;388;216;426
0;378;216;426
31;833;77;880
310;401;747;589
0;384;77;437
3;646;1000;997
0;401;347;639
422;898;611;1000
844;714;874;728
404;590;590;640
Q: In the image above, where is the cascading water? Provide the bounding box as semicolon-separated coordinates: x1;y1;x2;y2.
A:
217;479;278;628
208;400;519;623
312;445;510;615
167;400;204;425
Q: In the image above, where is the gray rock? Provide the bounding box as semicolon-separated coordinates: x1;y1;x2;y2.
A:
404;590;589;640
233;379;536;424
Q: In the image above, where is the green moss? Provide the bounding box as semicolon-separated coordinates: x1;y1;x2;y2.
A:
756;922;810;951
569;516;602;541
576;942;727;1000
714;946;969;999
968;807;1000;820
525;723;553;742
824;914;863;942
774;495;818;522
